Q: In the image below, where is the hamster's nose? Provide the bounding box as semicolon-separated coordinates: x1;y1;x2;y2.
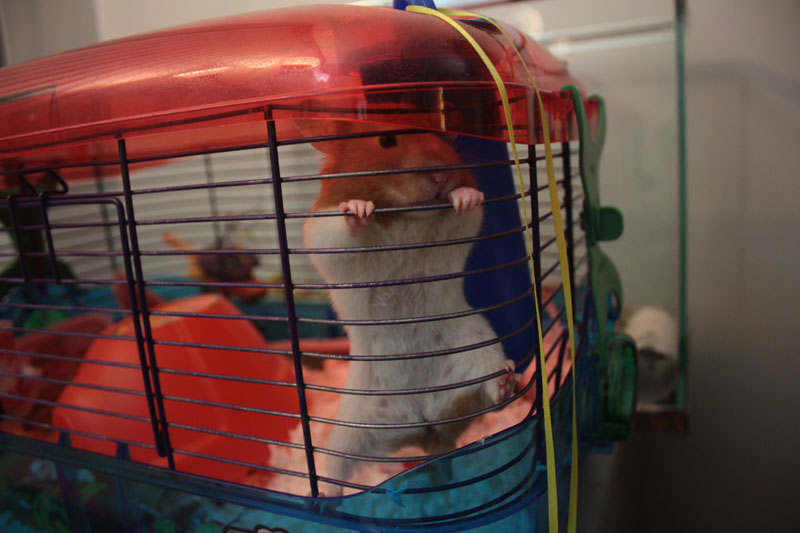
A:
432;172;448;188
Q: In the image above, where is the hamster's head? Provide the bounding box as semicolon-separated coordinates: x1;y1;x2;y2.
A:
295;119;476;213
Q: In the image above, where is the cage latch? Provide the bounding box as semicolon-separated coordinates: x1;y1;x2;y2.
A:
1;170;69;284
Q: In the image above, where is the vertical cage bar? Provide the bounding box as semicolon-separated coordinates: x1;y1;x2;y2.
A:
113;442;145;533
265;111;320;497
94;165;118;271
5;194;29;281
55;432;92;533
528;142;550;477
203;154;223;244
106;195;165;462
37;194;60;283
118;139;176;470
557;142;575;393
528;147;544;417
675;0;689;411
562;141;576;305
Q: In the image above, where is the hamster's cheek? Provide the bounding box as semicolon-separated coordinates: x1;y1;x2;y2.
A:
406;178;440;204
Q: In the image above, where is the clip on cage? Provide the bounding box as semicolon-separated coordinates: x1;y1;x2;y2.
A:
2;169;69;284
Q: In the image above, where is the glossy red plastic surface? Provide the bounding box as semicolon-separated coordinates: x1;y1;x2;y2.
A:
0;5;596;179
53;294;300;484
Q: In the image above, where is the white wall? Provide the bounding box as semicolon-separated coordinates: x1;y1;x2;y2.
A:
0;0;98;64
92;0;329;41
632;1;800;531
0;0;341;64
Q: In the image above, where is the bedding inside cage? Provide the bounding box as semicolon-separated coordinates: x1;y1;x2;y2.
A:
46;286;570;492
254;287;571;497
232;318;583;533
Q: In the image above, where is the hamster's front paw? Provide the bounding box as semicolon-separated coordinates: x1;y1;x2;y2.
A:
339;199;375;234
448;187;484;213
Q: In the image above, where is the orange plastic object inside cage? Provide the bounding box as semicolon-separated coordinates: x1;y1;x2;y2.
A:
53;294;301;484
0;5;596;180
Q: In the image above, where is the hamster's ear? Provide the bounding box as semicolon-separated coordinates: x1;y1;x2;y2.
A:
293;118;343;155
437;131;458;145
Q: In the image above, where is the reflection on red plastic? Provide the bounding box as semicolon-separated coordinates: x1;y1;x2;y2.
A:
0;5;595;179
53;294;300;484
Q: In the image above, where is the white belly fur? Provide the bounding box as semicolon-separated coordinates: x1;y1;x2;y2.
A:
302;207;507;488
304;207;506;422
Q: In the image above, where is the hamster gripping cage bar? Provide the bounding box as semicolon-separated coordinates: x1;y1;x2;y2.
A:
0;4;636;532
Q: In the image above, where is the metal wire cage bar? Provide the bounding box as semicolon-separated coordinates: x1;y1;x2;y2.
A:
0;114;589;522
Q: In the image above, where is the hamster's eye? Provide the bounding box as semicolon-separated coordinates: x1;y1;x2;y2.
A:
379;135;398;149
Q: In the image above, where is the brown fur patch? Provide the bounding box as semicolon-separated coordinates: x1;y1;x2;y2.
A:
309;123;476;213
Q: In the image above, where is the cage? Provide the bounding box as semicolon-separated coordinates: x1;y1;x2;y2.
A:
0;3;635;532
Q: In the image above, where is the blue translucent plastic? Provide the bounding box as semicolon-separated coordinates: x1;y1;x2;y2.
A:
461;137;536;373
393;0;438;10
0;380;579;533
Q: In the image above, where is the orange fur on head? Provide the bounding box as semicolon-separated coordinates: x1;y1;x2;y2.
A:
295;119;475;212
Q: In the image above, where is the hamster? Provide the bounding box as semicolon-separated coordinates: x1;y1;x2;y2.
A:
300;120;516;495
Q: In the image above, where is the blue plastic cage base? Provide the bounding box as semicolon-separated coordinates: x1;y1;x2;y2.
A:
0;369;582;533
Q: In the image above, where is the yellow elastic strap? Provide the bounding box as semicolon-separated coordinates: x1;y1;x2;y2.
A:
443;12;582;533
407;6;580;533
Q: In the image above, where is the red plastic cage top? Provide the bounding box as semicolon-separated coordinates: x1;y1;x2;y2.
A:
0;5;595;181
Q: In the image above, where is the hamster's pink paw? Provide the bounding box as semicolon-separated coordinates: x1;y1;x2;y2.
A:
493;359;519;404
339;199;375;234
448;187;484;213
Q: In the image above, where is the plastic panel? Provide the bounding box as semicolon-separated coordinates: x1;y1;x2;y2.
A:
0;6;596;177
